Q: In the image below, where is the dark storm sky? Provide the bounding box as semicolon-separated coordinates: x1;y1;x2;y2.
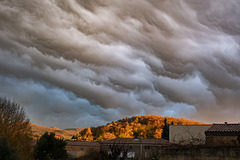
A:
0;0;240;128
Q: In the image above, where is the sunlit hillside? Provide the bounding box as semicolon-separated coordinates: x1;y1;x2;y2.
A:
75;115;207;142
31;123;83;140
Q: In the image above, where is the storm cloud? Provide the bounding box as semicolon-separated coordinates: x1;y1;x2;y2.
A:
0;0;239;128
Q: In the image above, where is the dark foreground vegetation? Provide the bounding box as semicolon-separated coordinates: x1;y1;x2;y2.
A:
33;132;68;160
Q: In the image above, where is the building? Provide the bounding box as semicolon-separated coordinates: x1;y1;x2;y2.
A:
205;123;240;146
100;138;169;160
66;141;100;158
169;125;212;145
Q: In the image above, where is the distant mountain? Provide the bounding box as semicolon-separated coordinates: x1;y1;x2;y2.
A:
31;123;83;140
74;115;206;141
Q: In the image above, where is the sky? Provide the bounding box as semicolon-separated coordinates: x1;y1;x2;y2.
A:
0;0;240;129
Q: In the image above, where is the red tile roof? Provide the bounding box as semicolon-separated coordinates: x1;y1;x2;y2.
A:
100;138;169;145
205;123;240;136
66;141;100;147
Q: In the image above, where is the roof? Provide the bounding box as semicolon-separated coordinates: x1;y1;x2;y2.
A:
100;138;169;145
66;141;100;147
170;125;211;127
205;123;240;136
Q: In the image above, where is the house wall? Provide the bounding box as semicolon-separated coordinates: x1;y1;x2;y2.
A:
206;136;239;146
157;146;240;160
169;125;211;145
100;143;140;160
100;143;161;160
66;145;99;158
141;145;160;159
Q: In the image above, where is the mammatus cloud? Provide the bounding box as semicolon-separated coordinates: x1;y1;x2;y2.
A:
0;0;239;128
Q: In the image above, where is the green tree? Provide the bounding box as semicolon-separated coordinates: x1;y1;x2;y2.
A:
33;132;68;160
0;97;32;160
161;118;169;140
0;137;19;160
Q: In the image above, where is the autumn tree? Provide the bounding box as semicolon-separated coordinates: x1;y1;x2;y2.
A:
102;132;116;140
33;132;68;160
96;135;104;141
0;97;32;160
154;128;163;138
82;128;94;141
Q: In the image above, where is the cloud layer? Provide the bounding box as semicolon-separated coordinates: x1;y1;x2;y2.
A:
0;0;240;128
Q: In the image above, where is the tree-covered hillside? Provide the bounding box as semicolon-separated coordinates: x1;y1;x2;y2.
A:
31;123;83;140
74;115;206;141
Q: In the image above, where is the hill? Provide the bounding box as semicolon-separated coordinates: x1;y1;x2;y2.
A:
74;115;206;141
31;123;83;140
